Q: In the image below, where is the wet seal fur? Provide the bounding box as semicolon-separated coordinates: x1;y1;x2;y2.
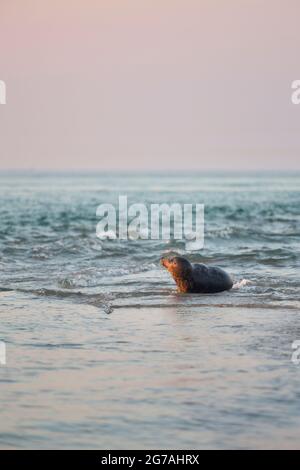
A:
161;256;233;293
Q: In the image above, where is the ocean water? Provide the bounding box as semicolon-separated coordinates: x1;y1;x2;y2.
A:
0;172;300;449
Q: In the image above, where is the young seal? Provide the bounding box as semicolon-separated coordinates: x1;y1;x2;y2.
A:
161;256;233;294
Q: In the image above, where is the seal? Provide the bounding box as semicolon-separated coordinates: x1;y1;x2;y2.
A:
161;256;233;294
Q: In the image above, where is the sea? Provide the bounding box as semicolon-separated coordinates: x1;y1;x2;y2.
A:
0;172;299;449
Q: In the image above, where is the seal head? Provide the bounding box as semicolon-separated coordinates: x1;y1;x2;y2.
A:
161;256;194;293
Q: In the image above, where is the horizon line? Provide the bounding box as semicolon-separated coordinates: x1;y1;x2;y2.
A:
1;169;300;176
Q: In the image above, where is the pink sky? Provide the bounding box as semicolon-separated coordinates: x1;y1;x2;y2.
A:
0;0;299;171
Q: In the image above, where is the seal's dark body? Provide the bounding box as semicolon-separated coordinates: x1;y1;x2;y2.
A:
189;263;233;293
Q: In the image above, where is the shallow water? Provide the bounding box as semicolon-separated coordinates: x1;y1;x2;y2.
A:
0;173;300;449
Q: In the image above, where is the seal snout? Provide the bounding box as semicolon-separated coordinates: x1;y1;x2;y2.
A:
160;256;173;269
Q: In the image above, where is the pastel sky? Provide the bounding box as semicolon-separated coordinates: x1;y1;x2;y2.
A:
0;0;299;171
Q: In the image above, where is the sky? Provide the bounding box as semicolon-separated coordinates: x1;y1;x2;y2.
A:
0;0;300;171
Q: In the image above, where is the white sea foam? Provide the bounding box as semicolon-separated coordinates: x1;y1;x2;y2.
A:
233;279;252;289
